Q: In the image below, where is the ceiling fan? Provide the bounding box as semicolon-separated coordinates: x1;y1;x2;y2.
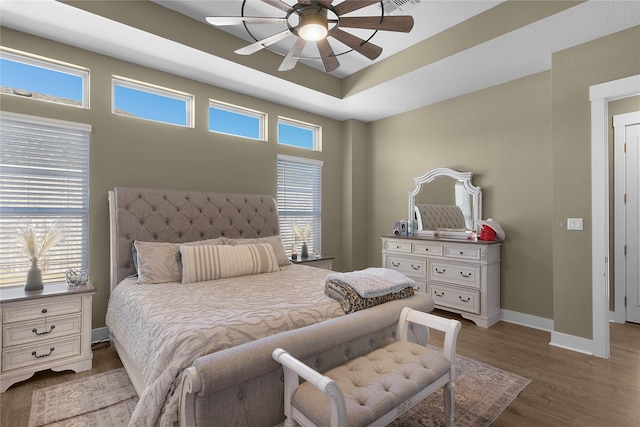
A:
206;0;414;72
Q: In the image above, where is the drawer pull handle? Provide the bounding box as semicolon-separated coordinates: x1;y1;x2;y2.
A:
391;262;400;267
459;296;471;303
411;264;421;270
32;347;55;358
459;251;464;255
434;291;445;297
460;272;472;278
435;268;446;274
41;308;48;314
32;325;55;336
424;248;429;252
396;245;401;249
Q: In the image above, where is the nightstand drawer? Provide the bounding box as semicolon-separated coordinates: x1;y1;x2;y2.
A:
386;256;426;278
2;336;81;372
430;284;480;314
3;314;82;348
3;298;82;324
428;262;480;288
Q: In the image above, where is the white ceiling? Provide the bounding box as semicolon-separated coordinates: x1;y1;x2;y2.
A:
1;0;639;122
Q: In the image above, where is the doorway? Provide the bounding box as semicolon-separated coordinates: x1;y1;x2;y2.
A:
590;74;640;358
614;112;640;324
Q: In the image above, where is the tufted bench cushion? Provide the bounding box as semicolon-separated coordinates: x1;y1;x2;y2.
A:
292;341;451;427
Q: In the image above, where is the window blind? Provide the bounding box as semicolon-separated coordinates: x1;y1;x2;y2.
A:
277;155;322;257
0;112;91;287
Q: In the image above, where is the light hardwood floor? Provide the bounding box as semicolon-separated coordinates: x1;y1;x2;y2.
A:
1;313;639;426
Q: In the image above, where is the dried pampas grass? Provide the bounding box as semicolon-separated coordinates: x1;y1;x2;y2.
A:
15;224;64;262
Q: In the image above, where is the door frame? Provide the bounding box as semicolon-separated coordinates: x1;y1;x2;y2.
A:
590;74;640;358
614;111;640;323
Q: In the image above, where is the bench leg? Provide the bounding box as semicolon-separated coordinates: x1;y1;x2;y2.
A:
444;381;455;427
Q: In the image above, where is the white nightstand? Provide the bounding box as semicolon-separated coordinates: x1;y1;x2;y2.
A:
0;282;96;392
290;255;334;270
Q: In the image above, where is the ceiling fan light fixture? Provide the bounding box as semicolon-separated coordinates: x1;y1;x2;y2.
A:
298;10;328;41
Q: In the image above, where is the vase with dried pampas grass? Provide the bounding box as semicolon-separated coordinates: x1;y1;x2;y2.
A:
15;224;63;291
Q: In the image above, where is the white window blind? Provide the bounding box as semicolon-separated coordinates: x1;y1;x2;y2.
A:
277;154;322;257
0;112;91;287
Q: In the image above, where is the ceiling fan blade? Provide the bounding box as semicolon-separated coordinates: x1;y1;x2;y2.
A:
316;38;340;72
339;15;414;32
298;0;333;6
278;37;307;71
331;28;382;60
334;0;379;16
206;16;287;26
260;0;294;13
235;29;292;55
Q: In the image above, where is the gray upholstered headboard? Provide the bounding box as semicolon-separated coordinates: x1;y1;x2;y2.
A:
108;187;280;289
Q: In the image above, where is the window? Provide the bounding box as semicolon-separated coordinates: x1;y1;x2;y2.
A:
0;47;89;109
112;76;194;127
209;100;266;140
277;155;322;257
0;112;91;288
278;117;321;151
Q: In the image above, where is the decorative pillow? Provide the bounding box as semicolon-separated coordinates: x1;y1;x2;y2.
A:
134;238;224;284
223;235;291;267
180;242;279;283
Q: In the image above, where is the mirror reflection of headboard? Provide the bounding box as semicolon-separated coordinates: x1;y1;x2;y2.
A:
408;168;482;238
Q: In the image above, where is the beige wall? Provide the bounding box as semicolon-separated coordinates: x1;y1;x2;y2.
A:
367;72;554;319
551;26;640;339
0;28;346;329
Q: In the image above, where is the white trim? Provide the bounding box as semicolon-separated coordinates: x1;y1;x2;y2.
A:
550;331;594;356
0;110;92;131
589;74;640;359
91;326;110;343
276;153;324;166
500;309;553;332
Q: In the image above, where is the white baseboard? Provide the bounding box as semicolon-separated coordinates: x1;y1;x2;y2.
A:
91;327;110;343
500;309;553;331
549;331;594;355
502;309;597;355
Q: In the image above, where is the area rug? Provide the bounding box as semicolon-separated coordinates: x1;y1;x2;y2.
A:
29;357;529;427
391;354;531;426
28;368;137;427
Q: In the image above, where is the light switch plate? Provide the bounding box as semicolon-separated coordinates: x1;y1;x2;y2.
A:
567;218;583;230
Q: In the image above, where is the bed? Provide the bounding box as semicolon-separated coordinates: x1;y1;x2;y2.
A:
106;187;434;426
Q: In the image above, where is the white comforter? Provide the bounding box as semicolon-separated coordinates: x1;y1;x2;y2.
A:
105;264;344;427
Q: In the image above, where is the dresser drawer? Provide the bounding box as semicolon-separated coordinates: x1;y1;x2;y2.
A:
413;242;443;256
386;256;426;278
444;245;481;261
3;314;82;348
2;298;82;324
2;336;81;372
383;240;412;253
428;262;480;288
430;284;480;314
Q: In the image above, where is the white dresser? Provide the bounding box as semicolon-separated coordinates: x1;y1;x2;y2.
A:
381;236;501;327
0;282;95;392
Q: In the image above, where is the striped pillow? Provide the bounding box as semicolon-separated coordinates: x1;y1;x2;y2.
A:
180;242;279;283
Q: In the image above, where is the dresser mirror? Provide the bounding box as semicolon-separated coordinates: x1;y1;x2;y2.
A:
408;168;482;239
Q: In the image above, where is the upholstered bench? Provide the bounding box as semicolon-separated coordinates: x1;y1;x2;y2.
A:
273;307;461;427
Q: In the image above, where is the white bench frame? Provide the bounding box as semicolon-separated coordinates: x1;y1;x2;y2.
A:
273;308;462;427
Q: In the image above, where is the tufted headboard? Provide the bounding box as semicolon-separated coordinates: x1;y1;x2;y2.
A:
415;203;467;230
108;187;280;290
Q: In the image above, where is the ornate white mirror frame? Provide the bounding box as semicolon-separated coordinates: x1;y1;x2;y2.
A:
409;168;482;239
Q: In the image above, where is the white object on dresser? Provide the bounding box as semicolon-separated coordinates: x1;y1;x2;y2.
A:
381;236;501;328
1;282;95;392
